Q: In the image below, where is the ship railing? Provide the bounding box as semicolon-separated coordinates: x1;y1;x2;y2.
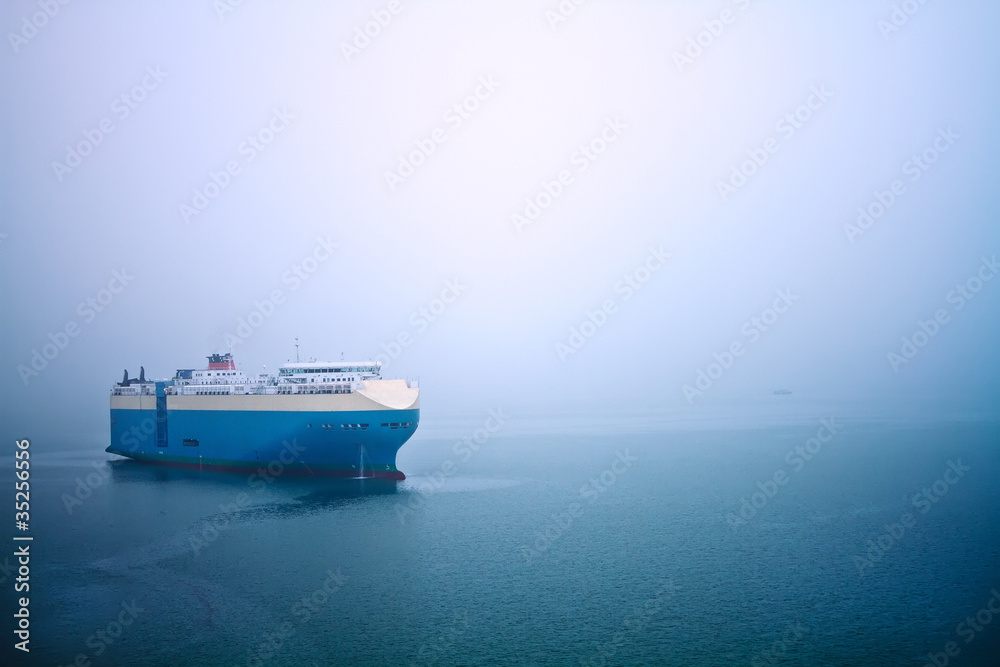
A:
171;383;354;396
273;384;352;395
111;386;154;396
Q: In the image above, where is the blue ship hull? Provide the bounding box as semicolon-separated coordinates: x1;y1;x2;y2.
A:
108;388;418;479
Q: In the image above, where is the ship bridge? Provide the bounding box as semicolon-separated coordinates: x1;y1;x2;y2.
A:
115;355;415;397
274;361;382;394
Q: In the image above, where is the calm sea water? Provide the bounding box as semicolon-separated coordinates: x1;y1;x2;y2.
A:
3;404;999;666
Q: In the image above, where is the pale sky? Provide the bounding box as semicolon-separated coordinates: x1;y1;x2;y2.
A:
2;1;999;443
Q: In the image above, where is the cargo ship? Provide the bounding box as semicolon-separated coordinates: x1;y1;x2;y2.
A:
106;353;419;479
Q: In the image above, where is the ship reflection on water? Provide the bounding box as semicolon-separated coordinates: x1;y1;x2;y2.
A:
104;457;402;514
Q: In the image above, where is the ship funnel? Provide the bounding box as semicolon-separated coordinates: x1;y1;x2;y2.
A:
122;369;129;386
139;366;146;383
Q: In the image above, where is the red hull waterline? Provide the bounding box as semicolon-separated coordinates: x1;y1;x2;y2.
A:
110;454;406;480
